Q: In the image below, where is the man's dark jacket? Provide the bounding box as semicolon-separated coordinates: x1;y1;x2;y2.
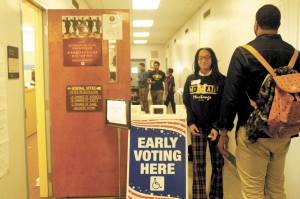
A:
218;34;300;135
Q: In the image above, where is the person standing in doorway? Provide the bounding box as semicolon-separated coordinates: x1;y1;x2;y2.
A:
137;63;149;113
165;68;176;113
183;48;225;199
217;4;300;199
148;61;166;107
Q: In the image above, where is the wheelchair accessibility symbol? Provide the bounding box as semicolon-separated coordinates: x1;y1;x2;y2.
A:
150;176;164;191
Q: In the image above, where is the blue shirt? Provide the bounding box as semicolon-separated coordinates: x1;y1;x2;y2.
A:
138;70;148;88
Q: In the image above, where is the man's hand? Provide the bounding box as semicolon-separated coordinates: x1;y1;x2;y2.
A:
189;124;200;136
218;129;229;157
208;128;218;141
147;78;154;84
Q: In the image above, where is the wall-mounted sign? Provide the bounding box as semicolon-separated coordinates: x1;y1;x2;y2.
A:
127;119;188;199
66;85;103;112
7;46;19;79
103;14;123;40
62;16;102;66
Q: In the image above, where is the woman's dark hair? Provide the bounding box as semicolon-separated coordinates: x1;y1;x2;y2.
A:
256;4;281;30
193;47;223;83
167;68;173;74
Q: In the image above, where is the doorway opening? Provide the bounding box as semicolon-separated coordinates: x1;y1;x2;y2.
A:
22;1;48;198
130;59;146;105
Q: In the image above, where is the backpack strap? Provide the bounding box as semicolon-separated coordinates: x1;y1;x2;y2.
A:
243;45;299;74
242;45;276;77
288;49;299;68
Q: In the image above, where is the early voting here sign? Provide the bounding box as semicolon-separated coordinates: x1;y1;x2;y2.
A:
127;117;187;199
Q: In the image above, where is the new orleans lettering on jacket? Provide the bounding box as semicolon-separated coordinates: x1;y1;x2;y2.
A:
189;83;219;101
183;74;225;127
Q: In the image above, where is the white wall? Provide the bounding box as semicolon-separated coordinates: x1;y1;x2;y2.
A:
33;0;89;9
166;10;200;104
131;44;166;71
166;0;300;198
0;0;28;199
285;1;300;197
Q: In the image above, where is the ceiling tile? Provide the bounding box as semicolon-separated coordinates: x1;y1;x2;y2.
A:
79;0;207;44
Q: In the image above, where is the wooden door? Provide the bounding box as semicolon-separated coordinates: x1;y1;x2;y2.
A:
48;9;130;197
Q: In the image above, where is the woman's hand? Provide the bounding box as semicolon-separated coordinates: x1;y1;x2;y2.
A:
208;128;219;141
189;124;200;136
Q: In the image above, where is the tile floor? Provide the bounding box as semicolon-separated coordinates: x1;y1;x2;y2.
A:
186;149;242;199
26;133;45;199
27;133;242;199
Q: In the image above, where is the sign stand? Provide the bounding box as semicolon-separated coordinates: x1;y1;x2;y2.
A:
113;128;125;199
127;105;188;199
117;127;122;199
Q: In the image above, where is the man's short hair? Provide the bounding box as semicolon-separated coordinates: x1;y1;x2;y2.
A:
139;63;145;67
154;61;160;66
256;4;281;30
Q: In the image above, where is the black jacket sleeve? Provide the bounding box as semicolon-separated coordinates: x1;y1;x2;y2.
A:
183;75;197;126
212;75;226;131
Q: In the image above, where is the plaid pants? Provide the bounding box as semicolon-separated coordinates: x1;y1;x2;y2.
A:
192;127;224;199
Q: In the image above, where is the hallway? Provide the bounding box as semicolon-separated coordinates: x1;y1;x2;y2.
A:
27;133;242;199
2;0;300;199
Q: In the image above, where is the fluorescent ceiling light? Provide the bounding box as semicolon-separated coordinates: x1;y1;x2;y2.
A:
132;0;160;10
133;32;150;37
133;20;153;27
134;40;148;44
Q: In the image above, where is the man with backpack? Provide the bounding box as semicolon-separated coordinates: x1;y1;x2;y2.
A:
217;4;300;199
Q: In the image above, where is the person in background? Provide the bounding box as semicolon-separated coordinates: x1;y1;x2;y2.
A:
137;63;149;113
164;68;176;113
217;4;300;199
183;48;225;199
148;61;166;107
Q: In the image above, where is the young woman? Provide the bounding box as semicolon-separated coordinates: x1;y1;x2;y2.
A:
164;68;176;113
183;48;225;199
